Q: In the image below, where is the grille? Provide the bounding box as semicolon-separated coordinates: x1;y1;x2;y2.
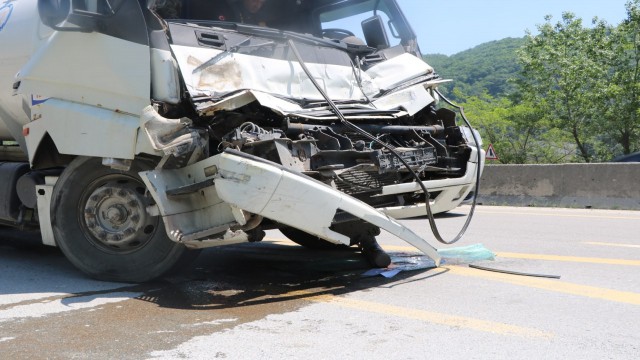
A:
335;170;399;195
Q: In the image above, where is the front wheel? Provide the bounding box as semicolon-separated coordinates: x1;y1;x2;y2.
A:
51;157;198;282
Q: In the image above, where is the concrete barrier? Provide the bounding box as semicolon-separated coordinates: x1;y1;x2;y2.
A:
477;163;640;210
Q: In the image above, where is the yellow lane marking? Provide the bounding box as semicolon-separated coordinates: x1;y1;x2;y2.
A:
474;209;640;221
496;252;640;267
267;239;640;304
447;266;640;306
285;290;553;339
585;242;640;249
380;245;640;266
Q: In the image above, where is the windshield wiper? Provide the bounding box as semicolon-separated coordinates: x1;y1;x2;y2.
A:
192;37;251;73
377;73;443;97
192;37;277;73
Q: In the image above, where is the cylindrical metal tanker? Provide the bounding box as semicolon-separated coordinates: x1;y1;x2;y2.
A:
0;0;53;141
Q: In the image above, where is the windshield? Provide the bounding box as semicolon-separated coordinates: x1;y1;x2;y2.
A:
318;0;401;47
314;0;416;49
151;0;417;49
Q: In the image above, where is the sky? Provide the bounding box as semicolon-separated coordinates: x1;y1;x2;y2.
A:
397;0;632;55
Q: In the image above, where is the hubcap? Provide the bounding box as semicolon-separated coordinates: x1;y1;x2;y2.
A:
83;180;156;251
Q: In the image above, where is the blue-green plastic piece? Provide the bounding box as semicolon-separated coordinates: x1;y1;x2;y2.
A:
438;243;496;265
387;244;495;272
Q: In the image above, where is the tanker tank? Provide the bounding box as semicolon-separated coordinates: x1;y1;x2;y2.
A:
0;0;51;144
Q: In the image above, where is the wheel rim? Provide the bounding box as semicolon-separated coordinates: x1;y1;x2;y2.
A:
81;176;158;254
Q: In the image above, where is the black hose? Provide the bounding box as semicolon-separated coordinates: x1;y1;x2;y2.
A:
469;264;561;279
286;39;482;245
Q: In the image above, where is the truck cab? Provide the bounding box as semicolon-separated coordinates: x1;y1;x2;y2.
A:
0;0;484;282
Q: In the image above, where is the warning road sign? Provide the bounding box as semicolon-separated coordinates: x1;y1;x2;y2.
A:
486;144;499;160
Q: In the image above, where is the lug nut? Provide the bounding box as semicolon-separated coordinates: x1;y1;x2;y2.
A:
110;234;123;242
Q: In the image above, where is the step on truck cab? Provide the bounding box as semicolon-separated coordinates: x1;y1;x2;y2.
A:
0;0;484;282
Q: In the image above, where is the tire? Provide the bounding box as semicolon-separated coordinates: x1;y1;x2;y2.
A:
51;156;199;282
279;227;351;250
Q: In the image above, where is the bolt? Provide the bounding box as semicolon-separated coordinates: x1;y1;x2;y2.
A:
110;234;123;242
130;214;140;223
128;200;139;208
124;228;136;236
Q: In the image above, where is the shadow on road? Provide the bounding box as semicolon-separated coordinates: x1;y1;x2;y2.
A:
1;227;443;313
137;242;444;311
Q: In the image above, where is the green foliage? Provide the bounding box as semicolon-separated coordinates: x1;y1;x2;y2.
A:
515;4;640;161
425;2;640;163
516;12;611;162
424;37;525;100
600;0;640;157
456;91;575;164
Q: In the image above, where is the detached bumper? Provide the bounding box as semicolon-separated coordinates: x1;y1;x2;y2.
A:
141;150;442;265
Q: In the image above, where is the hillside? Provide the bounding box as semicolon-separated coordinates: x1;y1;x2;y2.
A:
424;37;525;99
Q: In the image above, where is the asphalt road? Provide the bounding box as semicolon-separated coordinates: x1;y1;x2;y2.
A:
1;206;639;359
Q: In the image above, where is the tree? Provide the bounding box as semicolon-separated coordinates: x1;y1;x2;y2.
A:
459;91;574;164
600;0;640;156
516;13;610;162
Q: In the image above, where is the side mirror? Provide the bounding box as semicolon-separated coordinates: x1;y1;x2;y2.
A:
38;0;72;29
361;15;390;49
38;0;125;31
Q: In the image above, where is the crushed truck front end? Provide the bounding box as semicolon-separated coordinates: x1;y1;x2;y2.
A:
140;0;484;262
6;0;483;281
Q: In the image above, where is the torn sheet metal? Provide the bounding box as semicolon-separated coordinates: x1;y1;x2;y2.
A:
365;53;434;91
174;41;440;119
171;44;373;102
195;88;413;121
171;43;437;111
140;105;203;159
194;89;304;117
140;154;246;248
372;84;434;116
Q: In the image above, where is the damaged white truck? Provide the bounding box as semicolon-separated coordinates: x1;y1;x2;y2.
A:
0;0;484;282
